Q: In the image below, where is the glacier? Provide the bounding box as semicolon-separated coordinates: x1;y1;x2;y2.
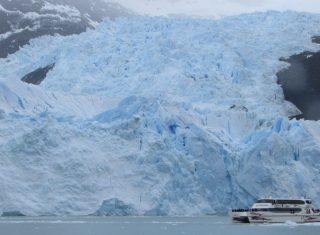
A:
0;11;320;216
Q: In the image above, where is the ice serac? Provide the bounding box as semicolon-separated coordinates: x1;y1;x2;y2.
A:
0;11;320;216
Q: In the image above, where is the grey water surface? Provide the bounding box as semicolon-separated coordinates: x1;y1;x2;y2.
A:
0;216;319;235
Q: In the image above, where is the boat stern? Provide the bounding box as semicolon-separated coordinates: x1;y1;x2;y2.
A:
230;210;250;223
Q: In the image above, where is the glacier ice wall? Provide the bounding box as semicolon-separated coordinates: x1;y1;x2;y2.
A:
0;11;320;215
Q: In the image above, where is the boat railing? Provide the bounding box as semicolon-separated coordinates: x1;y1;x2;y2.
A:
231;208;258;212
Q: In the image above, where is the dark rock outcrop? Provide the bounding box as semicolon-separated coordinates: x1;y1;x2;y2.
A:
277;37;320;120
21;63;55;85
312;36;320;44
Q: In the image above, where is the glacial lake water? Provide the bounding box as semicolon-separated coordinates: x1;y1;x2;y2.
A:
0;216;319;235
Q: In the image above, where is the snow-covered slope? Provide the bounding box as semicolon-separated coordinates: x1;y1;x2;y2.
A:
0;0;133;58
0;11;320;216
106;0;320;18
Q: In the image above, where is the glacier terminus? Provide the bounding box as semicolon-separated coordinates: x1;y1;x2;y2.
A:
0;11;320;216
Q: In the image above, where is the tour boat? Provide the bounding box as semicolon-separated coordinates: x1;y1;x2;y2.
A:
230;198;320;223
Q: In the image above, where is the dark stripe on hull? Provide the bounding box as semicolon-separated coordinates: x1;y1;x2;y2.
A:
232;216;250;223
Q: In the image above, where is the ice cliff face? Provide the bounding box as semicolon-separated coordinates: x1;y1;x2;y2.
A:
0;11;320;216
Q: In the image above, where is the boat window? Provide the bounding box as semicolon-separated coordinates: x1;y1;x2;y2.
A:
252;208;302;213
271;208;302;213
256;199;306;204
306;200;312;204
275;200;305;205
256;199;275;204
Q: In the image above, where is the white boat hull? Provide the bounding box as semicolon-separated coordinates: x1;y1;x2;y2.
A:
249;212;320;223
230;211;320;223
